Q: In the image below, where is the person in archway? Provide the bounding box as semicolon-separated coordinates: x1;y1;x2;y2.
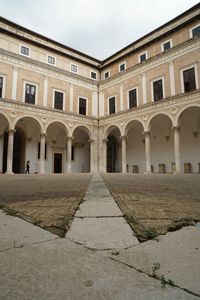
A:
25;160;30;174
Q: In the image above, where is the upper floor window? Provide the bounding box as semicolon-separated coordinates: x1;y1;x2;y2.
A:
128;89;137;109
0;77;3;98
20;45;30;56
54;91;64;110
183;68;196;93
119;63;126;72
153;79;163;102
162;40;172;52
104;71;110;79
25;83;36;104
91;71;97;80
79;97;87;115
190;24;200;38
109;97;116;114
48;55;56;65
71;64;78;73
139;52;147;63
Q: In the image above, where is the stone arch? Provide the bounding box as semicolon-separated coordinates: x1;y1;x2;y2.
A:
104;124;122;139
72;125;92;139
46;120;69;136
124;119;144;136
147;112;174;132
14;115;42;132
175;104;200;127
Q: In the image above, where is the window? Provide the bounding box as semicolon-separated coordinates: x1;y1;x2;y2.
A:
162;40;172;51
0;77;3;98
25;83;36;104
153;79;163;102
128;89;137;109
79;97;87;115
104;71;110;79
71;64;78;73
48;56;55;65
109;97;116;114
54;91;64;110
38;143;47;160
91;72;97;80
183;68;196;93
119;63;126;72
191;25;200;38
20;45;29;56
139;52;147;63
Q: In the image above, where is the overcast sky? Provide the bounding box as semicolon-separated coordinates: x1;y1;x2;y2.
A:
0;0;199;59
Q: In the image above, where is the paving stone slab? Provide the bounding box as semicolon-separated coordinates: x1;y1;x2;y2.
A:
76;201;123;217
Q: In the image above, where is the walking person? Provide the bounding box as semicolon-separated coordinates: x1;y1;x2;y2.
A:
25;160;30;174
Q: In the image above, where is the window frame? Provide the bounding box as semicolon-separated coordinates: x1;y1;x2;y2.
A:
151;76;165;102
23;81;38;105
161;39;172;52
78;96;88;116
119;62;126;72
20;45;30;57
0;74;6;98
70;63;78;73
127;87;138;109
47;55;56;65
108;95;117;115
104;70;110;79
180;64;199;93
138;51;148;63
90;71;97;80
190;24;200;38
53;89;65;111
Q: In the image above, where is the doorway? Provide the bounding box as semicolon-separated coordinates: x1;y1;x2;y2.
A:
54;153;62;173
107;135;118;172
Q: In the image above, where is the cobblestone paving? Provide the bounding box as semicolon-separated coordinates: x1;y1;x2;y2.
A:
102;173;200;241
0;174;92;236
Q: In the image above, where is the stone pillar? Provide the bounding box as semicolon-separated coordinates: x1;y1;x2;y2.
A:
144;131;151;173
102;138;107;172
169;60;176;96
43;76;48;106
12;66;18;101
69;84;74;112
120;83;124;111
0;135;3;173
67;137;73;173
89;139;94;172
142;72;147;104
99;90;104;117
39;133;46;174
92;91;98;117
173;126;181;173
6;129;15;174
121;135;127;173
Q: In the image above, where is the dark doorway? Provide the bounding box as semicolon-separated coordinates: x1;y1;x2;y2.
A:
54;153;62;173
2;131;8;173
107;135;118;172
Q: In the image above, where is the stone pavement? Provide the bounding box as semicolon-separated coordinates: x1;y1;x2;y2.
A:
1;209;199;300
66;173;139;250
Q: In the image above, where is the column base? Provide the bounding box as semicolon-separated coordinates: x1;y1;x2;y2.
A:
144;171;152;174
5;171;14;175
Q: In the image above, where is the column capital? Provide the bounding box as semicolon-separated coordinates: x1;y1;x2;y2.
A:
67;136;74;141
8;129;16;135
40;132;47;138
120;135;127;141
12;65;18;71
102;138;108;143
169;59;174;66
143;131;151;137
88;139;94;143
173;126;181;131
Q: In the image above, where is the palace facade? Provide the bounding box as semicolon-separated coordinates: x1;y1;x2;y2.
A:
0;4;200;174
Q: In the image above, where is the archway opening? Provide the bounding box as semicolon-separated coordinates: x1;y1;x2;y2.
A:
0;113;9;173
72;127;90;173
106;127;121;173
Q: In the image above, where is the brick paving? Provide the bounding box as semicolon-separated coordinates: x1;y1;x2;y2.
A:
102;173;200;241
0;174;92;236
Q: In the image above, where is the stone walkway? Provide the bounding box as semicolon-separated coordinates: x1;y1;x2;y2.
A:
66;173;139;250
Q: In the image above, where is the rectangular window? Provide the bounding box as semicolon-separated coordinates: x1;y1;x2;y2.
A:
163;41;171;51
104;71;109;79
109;97;116;114
140;53;147;63
192;25;200;38
91;72;97;80
71;64;78;73
0;77;3;98
79;97;87;115
25;83;36;104
119;63;126;72
54;91;64;110
48;56;55;65
153;79;163;102
183;68;196;93
38;143;47;159
21;46;29;56
129;89;137;108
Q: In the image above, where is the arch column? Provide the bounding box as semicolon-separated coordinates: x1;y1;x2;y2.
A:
121;135;127;173
6;129;15;174
102;138;107;172
39;133;46;174
173;126;181;173
89;139;94;172
0;135;3;173
144;131;151;173
67;136;73;173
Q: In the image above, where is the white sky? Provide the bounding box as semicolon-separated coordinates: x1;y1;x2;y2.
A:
0;0;199;60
